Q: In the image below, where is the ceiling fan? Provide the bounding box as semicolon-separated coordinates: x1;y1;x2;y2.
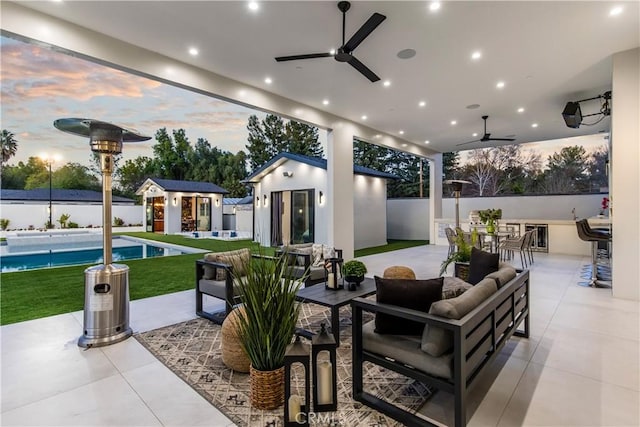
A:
456;115;517;146
274;1;386;82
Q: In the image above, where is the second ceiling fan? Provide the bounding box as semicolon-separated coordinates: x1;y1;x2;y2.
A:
457;116;516;146
274;1;386;82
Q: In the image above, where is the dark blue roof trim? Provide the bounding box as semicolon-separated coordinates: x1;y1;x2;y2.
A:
0;189;135;203
149;178;228;194
246;152;398;181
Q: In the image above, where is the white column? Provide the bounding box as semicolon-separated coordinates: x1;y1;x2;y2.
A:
611;47;639;301
429;154;443;245
327;124;355;260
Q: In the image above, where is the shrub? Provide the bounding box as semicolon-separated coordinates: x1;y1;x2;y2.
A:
0;219;9;230
67;222;79;228
113;217;125;226
342;260;367;277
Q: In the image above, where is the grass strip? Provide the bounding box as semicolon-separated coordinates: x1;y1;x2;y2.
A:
355;239;428;257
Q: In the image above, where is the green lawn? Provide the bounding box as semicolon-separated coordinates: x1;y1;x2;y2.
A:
0;234;426;325
355;239;428;257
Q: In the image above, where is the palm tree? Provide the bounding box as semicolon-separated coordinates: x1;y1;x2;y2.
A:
1;130;18;164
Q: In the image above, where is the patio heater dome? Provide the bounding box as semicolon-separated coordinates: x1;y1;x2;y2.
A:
54;118;150;348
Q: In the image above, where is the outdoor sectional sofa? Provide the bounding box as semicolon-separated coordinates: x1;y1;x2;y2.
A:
275;242;343;287
351;263;530;427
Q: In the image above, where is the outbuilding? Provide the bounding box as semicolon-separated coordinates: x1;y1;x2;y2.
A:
136;178;227;234
245;153;397;250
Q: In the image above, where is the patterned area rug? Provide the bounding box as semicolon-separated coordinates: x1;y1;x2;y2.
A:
135;303;433;427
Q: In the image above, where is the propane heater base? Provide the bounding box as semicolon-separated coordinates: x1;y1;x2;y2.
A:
78;327;133;348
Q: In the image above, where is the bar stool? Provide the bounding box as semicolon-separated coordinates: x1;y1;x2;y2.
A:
575;219;611;288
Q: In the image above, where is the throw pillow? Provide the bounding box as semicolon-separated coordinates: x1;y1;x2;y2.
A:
485;265;517;288
311;243;324;267
430;278;497;319
374;276;444;335
442;276;473;299
295;247;313;267
421;321;452;357
467;247;499;285
322;245;336;260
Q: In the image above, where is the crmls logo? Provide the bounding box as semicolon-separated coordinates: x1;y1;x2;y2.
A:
293;412;346;425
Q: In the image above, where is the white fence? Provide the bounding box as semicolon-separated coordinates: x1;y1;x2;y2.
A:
387;193;606;241
0;203;142;230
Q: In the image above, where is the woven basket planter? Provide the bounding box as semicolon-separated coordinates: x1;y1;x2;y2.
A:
221;307;250;373
249;365;285;410
454;262;470;281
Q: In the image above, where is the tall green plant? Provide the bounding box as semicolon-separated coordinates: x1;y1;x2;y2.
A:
439;228;478;276
235;256;304;371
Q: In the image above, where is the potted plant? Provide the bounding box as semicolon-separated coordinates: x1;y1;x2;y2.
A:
478;208;502;234
342;260;367;288
439;228;478;280
234;254;304;410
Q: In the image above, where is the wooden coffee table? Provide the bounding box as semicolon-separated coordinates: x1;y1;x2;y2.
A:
295;277;376;346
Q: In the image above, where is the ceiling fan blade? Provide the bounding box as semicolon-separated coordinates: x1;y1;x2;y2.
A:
487;138;517;142
347;56;380;82
275;52;333;62
456;139;482;147
343;13;386;52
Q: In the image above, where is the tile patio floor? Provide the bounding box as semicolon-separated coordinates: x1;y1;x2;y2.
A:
1;245;638;426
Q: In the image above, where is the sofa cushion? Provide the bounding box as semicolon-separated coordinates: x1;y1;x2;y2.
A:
429;278;497;320
295;247;313;266
198;278;242;299
468;247;499;285
486;265;517;288
421;322;452;357
442;276;473;299
363;321;452;380
374;276;443;335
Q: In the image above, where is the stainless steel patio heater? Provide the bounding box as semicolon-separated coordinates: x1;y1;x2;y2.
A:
444;180;471;229
54;118;150;348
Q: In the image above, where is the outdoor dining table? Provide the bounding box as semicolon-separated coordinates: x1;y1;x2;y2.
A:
477;230;513;253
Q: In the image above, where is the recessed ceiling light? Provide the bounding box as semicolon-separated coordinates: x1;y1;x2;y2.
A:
329;48;336;55
188;47;199;56
401;143;408;147
418;101;426;107
496;81;505;89
397;48;417;59
264;77;272;84
322;99;329;106
531;123;539;128
471;51;482;60
517;107;525;113
609;6;623;16
472;133;478;137
399;130;405;135
361;115;367;120
451;120;457;125
383;80;391;87
424;140;430;144
248;1;259;11
429;2;441;12
374;134;381;139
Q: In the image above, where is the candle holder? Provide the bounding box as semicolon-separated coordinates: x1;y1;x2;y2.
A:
312;323;338;412
284;336;310;427
324;257;344;290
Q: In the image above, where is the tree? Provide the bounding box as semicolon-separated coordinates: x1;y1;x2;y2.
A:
1;157;46;189
285;121;323;157
116;156;155;198
1;130;18;165
587;144;609;192
543;145;589;193
52;163;100;190
442;152;460;181
245;114;323;170
246;115;270;170
152;128;193;180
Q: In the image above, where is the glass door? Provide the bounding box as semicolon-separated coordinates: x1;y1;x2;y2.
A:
196;197;211;231
152;196;164;233
145;198;153;232
290;190;314;244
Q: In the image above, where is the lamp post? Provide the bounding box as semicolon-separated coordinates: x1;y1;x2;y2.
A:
40;154;60;228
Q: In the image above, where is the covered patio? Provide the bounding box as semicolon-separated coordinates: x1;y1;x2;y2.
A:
2;246;637;426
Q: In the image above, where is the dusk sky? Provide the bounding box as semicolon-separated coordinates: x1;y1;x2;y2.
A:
1;35;606;171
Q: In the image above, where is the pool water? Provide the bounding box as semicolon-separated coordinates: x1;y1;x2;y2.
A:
0;239;189;272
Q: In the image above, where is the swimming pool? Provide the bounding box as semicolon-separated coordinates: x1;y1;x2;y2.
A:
0;237;196;272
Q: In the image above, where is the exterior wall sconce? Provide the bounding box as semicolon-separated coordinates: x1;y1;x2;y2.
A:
283;171;294;177
172;197;177;206
263;194;268;207
215;198;220;207
256;196;260;207
318;191;324;205
233;206;236;214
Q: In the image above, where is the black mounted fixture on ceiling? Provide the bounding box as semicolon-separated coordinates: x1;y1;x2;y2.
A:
562;91;611;129
274;1;386;82
456;115;516;146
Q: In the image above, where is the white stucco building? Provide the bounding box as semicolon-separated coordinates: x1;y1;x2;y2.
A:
136;178;227;234
245;153;397;250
